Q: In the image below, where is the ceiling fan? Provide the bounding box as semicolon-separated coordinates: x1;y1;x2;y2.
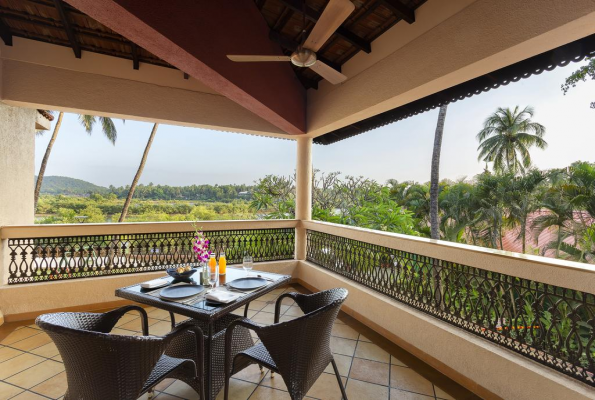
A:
227;0;354;85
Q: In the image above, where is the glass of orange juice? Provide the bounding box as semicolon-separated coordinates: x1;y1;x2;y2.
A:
208;253;217;271
219;251;227;275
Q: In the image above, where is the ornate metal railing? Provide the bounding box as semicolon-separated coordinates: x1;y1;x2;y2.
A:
7;228;295;284
306;229;595;386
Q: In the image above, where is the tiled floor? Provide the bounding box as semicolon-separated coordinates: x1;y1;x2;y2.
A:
0;284;478;400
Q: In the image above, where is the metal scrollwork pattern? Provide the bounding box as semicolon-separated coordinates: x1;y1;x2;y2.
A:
306;229;595;386
8;228;295;284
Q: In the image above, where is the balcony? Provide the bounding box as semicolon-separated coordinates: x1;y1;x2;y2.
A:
1;219;593;399
1;0;595;398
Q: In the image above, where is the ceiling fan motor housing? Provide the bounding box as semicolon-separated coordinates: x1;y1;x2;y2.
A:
291;47;317;67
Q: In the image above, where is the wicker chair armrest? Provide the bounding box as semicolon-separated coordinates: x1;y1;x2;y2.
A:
224;318;263;377
162;320;205;379
103;305;149;335
274;292;300;323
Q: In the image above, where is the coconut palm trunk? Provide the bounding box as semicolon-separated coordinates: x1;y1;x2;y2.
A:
34;112;64;209
430;105;448;240
521;217;527;253
119;123;159;222
430;105;448;311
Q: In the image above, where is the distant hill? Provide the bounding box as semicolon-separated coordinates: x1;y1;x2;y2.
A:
38;176;108;195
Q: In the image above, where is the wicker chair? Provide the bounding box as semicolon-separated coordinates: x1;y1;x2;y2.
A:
36;305;205;400
223;288;349;400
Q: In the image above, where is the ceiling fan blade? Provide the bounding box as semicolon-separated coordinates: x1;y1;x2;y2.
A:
227;55;291;62
303;0;355;52
309;61;347;85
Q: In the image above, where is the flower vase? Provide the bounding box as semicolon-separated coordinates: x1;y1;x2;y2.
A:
200;262;210;286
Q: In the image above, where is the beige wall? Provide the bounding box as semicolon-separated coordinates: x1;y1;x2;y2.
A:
0;101;36;319
0;102;35;227
0;39;287;138
0;219;298;239
307;0;595;136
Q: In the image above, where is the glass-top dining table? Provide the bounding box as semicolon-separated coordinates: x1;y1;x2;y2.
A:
116;267;291;400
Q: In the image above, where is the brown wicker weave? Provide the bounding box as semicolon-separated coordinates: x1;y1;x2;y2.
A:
166;313;255;399
36;305;205;400
223;288;349;400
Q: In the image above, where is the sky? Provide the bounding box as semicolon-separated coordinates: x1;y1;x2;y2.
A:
35;61;595;188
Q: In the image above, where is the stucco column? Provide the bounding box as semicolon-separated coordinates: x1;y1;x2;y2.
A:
0;101;36;324
295;137;313;260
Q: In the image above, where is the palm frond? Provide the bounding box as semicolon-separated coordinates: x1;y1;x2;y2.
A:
79;115;95;134
476;105;546;175
100;117;117;145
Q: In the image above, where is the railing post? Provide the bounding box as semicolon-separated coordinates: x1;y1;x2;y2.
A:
295;137;313;260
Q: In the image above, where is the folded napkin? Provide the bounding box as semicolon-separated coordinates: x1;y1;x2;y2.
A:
206;290;242;304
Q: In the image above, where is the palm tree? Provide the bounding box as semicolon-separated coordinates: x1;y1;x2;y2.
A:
387;180;413;205
506;170;545;253
119;123;159;222
403;183;431;236
477;106;547;174
34;112;118;209
556;226;595;263
473;173;511;249
439;180;475;242
430;105;448;239
531;190;574;258
564;161;595;220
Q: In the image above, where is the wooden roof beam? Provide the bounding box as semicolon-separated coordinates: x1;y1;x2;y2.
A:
53;0;81;58
28;0;85;15
348;0;381;27
0;8;127;42
269;30;342;72
0;18;12;46
66;0;306;135
273;7;293;31
381;0;415;24
278;0;371;53
131;42;139;69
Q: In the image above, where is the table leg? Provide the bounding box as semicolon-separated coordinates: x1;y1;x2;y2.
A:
244;303;250;318
169;312;176;330
207;321;213;400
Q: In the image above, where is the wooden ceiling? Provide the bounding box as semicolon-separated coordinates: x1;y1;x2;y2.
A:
0;0;172;69
0;0;426;89
259;0;426;89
